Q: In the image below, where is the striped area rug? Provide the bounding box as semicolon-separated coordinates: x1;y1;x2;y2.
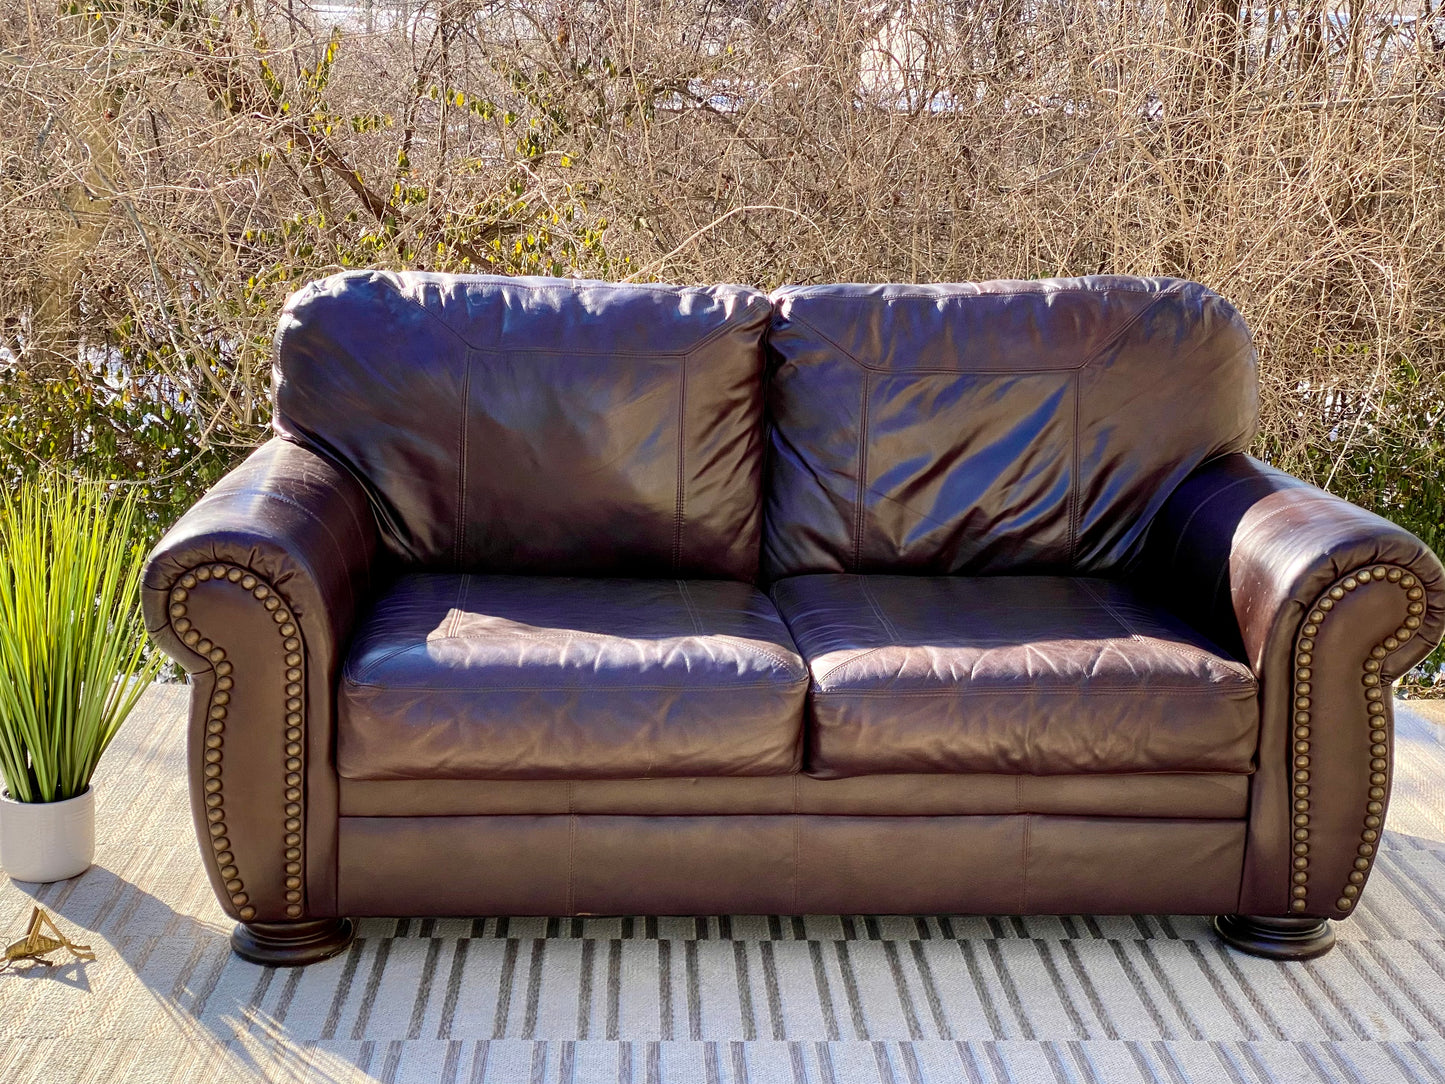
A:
3;686;1445;1084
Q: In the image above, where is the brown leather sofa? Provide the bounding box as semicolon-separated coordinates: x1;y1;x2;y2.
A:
142;272;1445;966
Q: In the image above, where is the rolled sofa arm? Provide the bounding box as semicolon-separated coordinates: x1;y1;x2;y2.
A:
143;438;378;922
1138;452;1445;918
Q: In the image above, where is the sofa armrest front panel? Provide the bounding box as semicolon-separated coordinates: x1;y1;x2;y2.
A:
143;438;379;921
1139;453;1445;918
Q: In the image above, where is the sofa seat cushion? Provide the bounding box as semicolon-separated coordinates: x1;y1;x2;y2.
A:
338;574;809;780
772;574;1258;777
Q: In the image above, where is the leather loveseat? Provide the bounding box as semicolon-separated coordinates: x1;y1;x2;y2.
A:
142;272;1445;966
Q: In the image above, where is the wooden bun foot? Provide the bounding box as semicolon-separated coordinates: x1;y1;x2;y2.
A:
231;917;354;966
1214;914;1337;960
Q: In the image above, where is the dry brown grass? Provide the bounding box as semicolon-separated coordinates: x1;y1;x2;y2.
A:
2;2;1443;674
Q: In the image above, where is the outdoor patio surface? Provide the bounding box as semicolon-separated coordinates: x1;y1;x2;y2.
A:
3;684;1445;1084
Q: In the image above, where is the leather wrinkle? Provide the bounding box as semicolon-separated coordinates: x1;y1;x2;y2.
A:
337;580;809;683
337;573;808;780
1077;578;1252;682
854;368;870;572
377;270;770;352
197;484;356;616
276;272;769;579
776;573;1259;777
776;285;1182;375
454;351;473;564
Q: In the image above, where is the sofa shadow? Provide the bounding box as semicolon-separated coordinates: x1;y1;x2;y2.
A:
6;865;368;1084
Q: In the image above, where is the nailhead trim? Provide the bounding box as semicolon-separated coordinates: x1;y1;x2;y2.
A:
1290;565;1418;915
170;563;306;922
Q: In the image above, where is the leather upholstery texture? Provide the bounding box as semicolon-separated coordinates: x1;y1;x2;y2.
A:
763;277;1257;580
1140;453;1445;918
274;271;770;580
338;574;809;780
140;273;1445;937
339;772;1249;818
143;439;378;920
773;574;1258;777
337;814;1245;917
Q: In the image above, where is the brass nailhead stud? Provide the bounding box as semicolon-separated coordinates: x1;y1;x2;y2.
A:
285;905;303;918
239;906;256;921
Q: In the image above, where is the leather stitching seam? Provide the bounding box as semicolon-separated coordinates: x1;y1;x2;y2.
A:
1021;815;1032;913
674;354;687;571
455;353;473;564
854;371;870;572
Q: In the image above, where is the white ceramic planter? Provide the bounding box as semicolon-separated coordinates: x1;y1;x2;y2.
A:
0;787;95;883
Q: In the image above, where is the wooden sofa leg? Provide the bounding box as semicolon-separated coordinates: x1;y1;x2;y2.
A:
1214;914;1337;960
231;918;355;966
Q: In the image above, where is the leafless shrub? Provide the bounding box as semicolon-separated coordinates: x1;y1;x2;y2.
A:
3;2;1443;644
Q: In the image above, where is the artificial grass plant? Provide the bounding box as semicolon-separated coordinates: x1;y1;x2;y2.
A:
0;475;160;803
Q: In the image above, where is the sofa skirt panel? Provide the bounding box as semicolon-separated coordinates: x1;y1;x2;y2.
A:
335;814;1245;918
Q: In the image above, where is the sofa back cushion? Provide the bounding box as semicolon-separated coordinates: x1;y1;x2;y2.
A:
273;271;771;580
763;276;1257;579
